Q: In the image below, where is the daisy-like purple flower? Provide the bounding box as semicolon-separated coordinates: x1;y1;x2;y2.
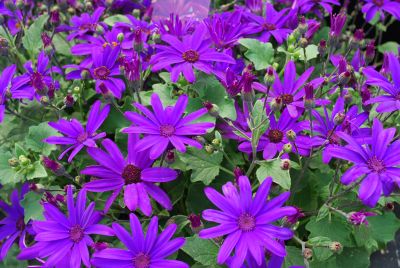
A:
123;93;214;159
17;186;114;267
150;24;235;83
246;3;292;44
11;51;59;101
327;119;400;207
44;100;110;162
58;7;106;41
0;64;16;123
199;176;296;267
296;0;340;15
239;108;311;159
90;45;125;99
363;53;400;113
82;134;178;215
91;213;188;268
361;0;400;22
0;184;30;260
253;61;325;118
348;211;376;226
311;97;370;163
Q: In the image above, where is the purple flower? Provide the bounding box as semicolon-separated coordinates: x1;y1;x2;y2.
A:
150;24;235;83
17;186;114;267
82;135;178;215
91;213;188;268
245;0;263;14
327;119;400;207
0;184;30;260
348;211;376;226
123;93;214;159
44;100;110;162
239;108;311;159
58;7;106;41
199;176;296;267
253;61;325;118
11;51;59;101
311;97;370;163
246;3;292;44
0;64;16;123
330;12;347;38
362;0;400;22
90;45;125;99
296;0;340;15
156;14;196;38
363;53;400;113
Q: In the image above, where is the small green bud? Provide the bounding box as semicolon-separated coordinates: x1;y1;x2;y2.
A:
73;86;80;94
8;157;19;167
19;155;30;166
287;45;295;53
329;241;342;253
117;33;124;42
286;130;297;142
299;38;308;48
283;143;292;154
212;139;221;146
281;159;291;170
205;144;214;154
334;112;345;125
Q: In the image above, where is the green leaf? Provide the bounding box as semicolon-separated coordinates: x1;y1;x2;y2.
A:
283;246;304;268
53;33;73;56
256;159;291;190
0;245;27;268
22;14;49;57
168;215;189;233
14;143;27;157
152;83;176;106
316;204;330;222
191;73;236;120
250;100;268;146
297;44;319;61
336;247;370;268
368;212;400;244
25;122;59;156
378;42;399;55
181;235;220;266
239;38;274;70
26;161;47;180
186;182;214;214
178;147;223;185
308;236;334;261
306;216;353;247
21;191;44;222
103;15;130;26
0;150;24;185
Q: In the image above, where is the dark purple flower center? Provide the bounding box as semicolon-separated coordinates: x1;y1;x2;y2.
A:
30;72;45;90
268;129;284;143
133;253;151;268
367;156;386;173
94;66;111;80
160;124;175;137
238;213;256;232
16;216;25;231
122;164;142;184
281;94;294;104
76;132;88;143
263;23;276;31
373;0;384;7
69;224;84;243
182;49;199;63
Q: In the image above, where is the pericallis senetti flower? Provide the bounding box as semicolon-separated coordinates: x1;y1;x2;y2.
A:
123;93;214;159
44;100;110;162
327;119;400;207
361;0;400;22
150;24;235;83
17;186;114;267
0;64;16;123
348;211;376;226
199;176;296;267
0;184;30;261
82;134;178;215
91;213;188;268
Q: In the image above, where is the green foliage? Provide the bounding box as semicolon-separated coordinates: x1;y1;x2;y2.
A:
103;15;130;26
21;191;44;222
0;150;24;185
25;122;59;156
178;147;223;185
306;216;353;247
182;235;221;266
238;38;274;70
22;14;49;57
378;42;399;54
256;159;291;190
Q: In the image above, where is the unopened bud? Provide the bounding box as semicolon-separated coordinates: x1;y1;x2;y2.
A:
165;150;175;164
64;94;74;107
318;39;327;57
344;92;352;104
333;112;345;125
299;38;308;48
40;96;50;106
188;213;203;233
212;138;221;146
338;71;351;86
271;97;282;112
286;130;296;142
298;17;308;35
263;67;275;87
303;248;313;259
329;241;342;253
117;33;124;42
19;155;30;166
91;242;108;252
73;86;80;94
8;157;18;167
203;101;219;117
205;144;214;154
283;144;292;154
194;136;206;145
233;167;243;180
281;159;291;170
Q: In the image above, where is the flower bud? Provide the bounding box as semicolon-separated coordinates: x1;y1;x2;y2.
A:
283;144;292;154
299;37;308;49
91;242;108;252
365;41;375;63
318;39;327;57
50;10;60;26
303;248;313;259
165;150;175;164
297;16;308;35
73;86;80;94
304;83;315;109
205;144;215;154
188;213;203;233
233;167;243;180
41;156;65;176
333;112;345;125
281;158;291;170
75;176;83;184
263;67;275;87
212;138;221;146
194;136;206;145
81;70;90;80
40;96;50;106
271;97;282;112
344;92;352;104
8;157;19;167
19;155;30;166
117;33;124;42
41;33;52;48
203;101;219;117
329;241;342;253
338;71;351;86
286;130;296;142
64;94;74;107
